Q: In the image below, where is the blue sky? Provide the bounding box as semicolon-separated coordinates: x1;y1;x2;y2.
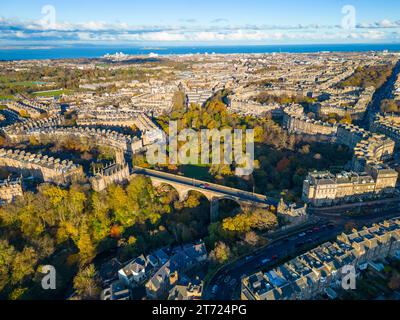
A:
1;0;400;46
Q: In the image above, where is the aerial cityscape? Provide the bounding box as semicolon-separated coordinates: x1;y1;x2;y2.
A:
0;0;400;310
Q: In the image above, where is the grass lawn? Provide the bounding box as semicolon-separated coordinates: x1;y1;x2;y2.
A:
32;89;73;97
0;95;14;100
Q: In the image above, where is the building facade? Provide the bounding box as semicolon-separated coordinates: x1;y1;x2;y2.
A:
242;218;400;300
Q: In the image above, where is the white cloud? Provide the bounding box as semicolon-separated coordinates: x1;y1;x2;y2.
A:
357;19;400;29
0;16;399;44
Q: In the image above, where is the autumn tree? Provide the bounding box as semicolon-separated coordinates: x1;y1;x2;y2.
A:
244;231;260;246
73;265;101;300
0;240;15;291
222;208;277;234
11;247;38;285
209;242;231;264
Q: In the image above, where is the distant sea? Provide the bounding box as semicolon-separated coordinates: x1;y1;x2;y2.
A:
1;43;400;61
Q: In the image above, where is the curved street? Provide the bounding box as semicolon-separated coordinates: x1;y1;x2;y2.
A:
204;210;400;300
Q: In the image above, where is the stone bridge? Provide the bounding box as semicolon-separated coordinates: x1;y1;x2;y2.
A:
132;167;278;221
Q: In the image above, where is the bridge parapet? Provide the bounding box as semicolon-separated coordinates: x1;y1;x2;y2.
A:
131;167;277;222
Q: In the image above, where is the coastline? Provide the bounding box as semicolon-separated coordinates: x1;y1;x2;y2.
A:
1;43;400;61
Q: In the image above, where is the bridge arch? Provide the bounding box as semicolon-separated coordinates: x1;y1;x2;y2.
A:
152;181;180;201
178;188;215;203
149;180;213;202
145;174;271;222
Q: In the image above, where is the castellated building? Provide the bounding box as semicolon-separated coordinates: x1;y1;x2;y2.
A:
90;161;130;192
277;199;308;226
0;148;83;186
0;177;23;204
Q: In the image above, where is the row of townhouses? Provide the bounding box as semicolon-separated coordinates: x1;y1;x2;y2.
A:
101;240;208;300
242;218;400;300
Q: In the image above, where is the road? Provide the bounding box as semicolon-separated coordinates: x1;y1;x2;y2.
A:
204;211;400;300
133;166;279;206
364;59;400;127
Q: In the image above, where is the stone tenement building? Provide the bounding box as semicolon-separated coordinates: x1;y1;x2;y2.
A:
0;148;83;185
76;111;163;146
186;89;214;107
370;114;400;148
6;98;60;118
241;218;400;300
302;123;398;207
6;101;43;119
282;107;338;136
76;113;141;128
316;87;375;118
336;123;371;149
352;135;395;173
4;126;144;157
0;176;23;204
90;162;130;192
12;97;61;115
302;169;398;207
228;97;282;116
337;123;395;173
1;114;64;137
130;92;175;115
